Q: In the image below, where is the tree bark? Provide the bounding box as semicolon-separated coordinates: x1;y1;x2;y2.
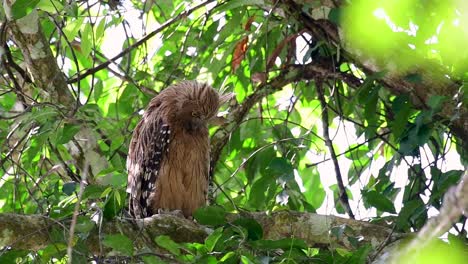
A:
3;2;107;182
0;211;400;255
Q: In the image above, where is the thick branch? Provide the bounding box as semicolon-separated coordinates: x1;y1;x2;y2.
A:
4;8;73;106
2;5;108;181
280;0;468;148
0;211;399;254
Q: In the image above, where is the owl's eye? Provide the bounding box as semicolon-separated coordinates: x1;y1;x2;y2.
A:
192;112;199;117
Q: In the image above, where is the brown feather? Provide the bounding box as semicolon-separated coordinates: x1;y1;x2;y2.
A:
127;81;229;218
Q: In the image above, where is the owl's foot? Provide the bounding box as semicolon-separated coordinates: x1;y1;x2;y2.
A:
157;208;185;218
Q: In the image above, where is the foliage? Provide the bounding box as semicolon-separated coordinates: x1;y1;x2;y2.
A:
0;0;467;263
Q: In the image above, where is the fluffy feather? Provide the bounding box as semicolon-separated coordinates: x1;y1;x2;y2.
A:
127;81;229;218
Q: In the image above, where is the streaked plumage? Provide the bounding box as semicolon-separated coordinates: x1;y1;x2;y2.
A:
127;81;230;218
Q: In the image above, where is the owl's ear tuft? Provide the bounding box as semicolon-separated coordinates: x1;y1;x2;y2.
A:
218;92;235;106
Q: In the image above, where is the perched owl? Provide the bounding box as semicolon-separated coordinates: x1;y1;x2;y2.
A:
127;81;231;218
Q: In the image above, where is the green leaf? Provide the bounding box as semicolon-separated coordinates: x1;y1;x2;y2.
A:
248;174;276;209
57;123;80;144
11;0;40;19
363;85;380;129
330;184;353;214
80;22;93;57
328;8;342;25
345;144;370;162
141;255;164;264
245;147;275;184
82;184;107;199
95;18;106;42
431;169;463;204
220;251;237;262
62;181;77;196
205;227;223;252
232;217;263;241
252;238;308;250
103;234;134;256
41;243;67;262
193;205;227;226
0;92;17;111
37;0;63;14
94;80;103;102
63;17;85;40
240;255;255;264
397;198;424;230
404;73;422;83
427;95;446;112
216;0;264;13
103;190;124;220
391;94;412;139
196;255;218;263
110;135;125;152
0;250;29;263
348;244;372;263
155;235;181;256
49;204;75;219
264;157;294;181
363;190;396;213
75;216;95;233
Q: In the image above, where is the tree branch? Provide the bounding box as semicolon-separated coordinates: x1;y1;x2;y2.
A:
391;167;468;261
0;211;399;254
210;62;361;170
67;0;216;84
316;81;355;219
4;8;74;106
280;0;468;149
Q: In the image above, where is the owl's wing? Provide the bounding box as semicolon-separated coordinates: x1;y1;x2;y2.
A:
127;116;170;218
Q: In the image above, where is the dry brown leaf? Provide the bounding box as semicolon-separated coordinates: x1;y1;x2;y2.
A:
232;36;248;72
231;16;256;72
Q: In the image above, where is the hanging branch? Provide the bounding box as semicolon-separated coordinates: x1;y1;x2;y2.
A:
316;80;355;219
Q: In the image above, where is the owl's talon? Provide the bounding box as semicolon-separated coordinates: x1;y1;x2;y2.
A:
157;208;185;218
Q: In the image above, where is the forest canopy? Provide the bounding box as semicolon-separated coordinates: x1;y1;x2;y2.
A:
0;0;467;263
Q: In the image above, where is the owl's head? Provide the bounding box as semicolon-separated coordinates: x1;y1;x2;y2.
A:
163;81;232;130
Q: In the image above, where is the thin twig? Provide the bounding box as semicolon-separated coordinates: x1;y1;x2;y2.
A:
316;80;355;219
210;62;360;169
67;0;215;84
67;162;88;264
305;130;391;168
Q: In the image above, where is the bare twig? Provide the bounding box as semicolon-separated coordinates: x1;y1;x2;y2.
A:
305;130;391;168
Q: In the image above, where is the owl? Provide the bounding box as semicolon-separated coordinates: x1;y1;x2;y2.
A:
126;81;231;218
